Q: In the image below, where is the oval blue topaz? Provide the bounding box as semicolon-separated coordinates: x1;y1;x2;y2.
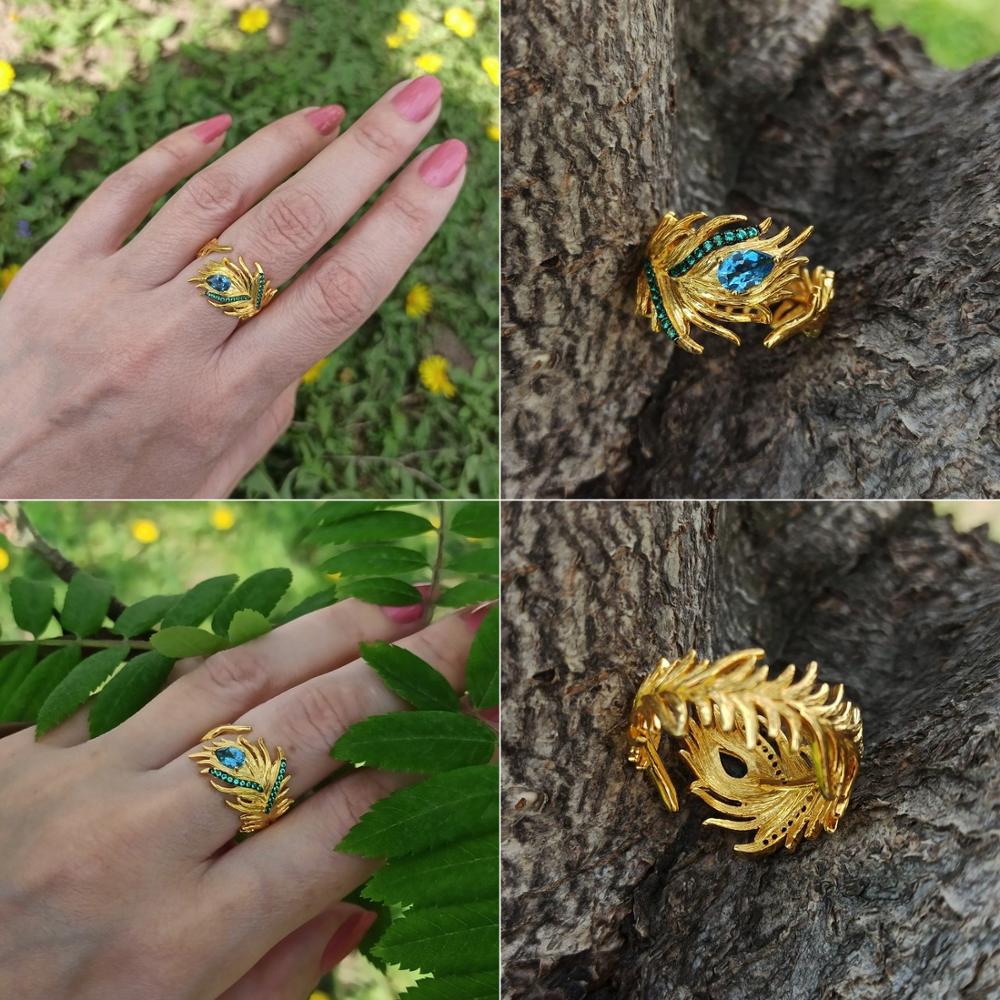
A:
207;274;232;292
215;746;246;769
717;249;775;294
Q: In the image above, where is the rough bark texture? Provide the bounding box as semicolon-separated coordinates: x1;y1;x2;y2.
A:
501;501;1000;999
501;1;1000;499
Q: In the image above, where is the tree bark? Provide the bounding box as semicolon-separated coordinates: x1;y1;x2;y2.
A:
501;1;1000;499
501;500;1000;998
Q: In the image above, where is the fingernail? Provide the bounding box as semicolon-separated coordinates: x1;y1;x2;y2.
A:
461;600;496;631
392;75;442;122
306;104;345;135
380;582;432;623
419;139;468;188
193;113;232;144
320;911;377;972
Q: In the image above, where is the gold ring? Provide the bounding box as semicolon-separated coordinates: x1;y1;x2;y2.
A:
636;211;835;353
627;649;862;856
189;237;276;319
189;724;293;833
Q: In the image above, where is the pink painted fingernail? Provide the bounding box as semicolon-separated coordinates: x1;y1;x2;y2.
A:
306;104;345;135
419;139;468;188
461;600;496;631
392;75;442;122
193;113;232;144
321;911;377;972
380;582;432;623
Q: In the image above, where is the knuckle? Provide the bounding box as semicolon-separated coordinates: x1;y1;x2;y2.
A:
303;256;374;335
351;117;403;160
326;771;400;837
99;165;150;203
285;681;354;757
184;168;243;217
155;134;192;168
383;190;430;240
260;185;326;257
198;645;271;705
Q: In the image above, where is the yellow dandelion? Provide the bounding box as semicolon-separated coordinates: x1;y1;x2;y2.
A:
415;53;444;74
486;124;500;142
131;519;160;545
238;6;269;33
0;549;9;572
405;283;433;318
443;7;477;38
481;55;500;86
211;507;236;532
418;355;457;399
398;10;420;39
385;33;404;49
0;60;14;94
1;264;20;291
302;357;328;385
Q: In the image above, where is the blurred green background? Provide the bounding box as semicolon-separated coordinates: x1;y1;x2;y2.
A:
0;0;499;500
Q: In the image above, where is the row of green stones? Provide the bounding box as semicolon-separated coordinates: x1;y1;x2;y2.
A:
206;292;252;304
254;274;266;311
265;759;287;813
667;225;760;278
642;259;678;341
209;767;265;792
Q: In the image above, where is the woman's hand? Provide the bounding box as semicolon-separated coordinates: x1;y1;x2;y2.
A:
0;595;489;1000
0;77;466;498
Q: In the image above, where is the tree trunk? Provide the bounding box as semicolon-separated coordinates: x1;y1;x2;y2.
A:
500;500;1000;998
501;1;1000;499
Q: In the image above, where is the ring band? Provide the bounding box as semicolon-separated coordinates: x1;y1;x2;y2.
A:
627;649;862;856
636;211;835;354
189;724;293;833
189;238;276;319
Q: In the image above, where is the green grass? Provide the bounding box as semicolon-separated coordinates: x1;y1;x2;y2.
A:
0;0;499;500
842;0;1000;67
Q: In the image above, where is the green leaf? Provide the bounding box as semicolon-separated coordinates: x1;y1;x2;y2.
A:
151;627;227;659
5;646;83;721
338;765;498;858
322;546;428;577
160;574;238;628
10;578;55;637
436;580;499;608
449;502;499;539
61;572;113;637
372;902;497;975
307;501;384;530
211;568;292;635
334;712;496;772
314;511;434;545
447;547;499;576
35;645;128;736
466;606;499;709
228;609;272;646
338;578;423;607
0;646;38;719
363;834;497;907
399;973;497;1000
360;641;460;712
89;651;174;737
113;594;179;638
274;587;338;625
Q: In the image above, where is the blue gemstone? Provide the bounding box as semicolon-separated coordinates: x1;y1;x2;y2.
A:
215;746;245;769
717;249;775;293
207;274;231;292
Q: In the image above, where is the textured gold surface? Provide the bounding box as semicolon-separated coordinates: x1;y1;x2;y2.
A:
636;211;835;354
189;237;277;320
627;649;862;855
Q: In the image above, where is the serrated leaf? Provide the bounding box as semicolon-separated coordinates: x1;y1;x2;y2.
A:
449;502;499;539
228;609;272;646
399;973;497;1000
0;646;38;719
307;501;384;530
466;606;499;709
436;581;499;608
151;627;227;659
322;546;428;577
363;834;497;907
61;572;113;637
338;578;423;607
337;765;497;858
334;712;496;772
274;587;338;625
372;902;497;975
35;645;128;736
314;511;434;545
211;568;292;635
89;651;174;737
360;642;459;712
160;575;238;628
113;594;179;638
447;547;499;576
10;578;55;637
5;646;82;721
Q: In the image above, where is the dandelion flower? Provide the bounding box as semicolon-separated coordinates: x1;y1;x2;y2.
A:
398;10;421;39
0;549;9;572
302;357;328;384
419;355;457;399
131;519;160;545
385;33;404;49
481;55;500;86
238;7;269;33
0;61;14;94
415;53;444;74
1;264;20;291
486;124;500;142
211;507;236;532
444;7;477;38
405;283;433;318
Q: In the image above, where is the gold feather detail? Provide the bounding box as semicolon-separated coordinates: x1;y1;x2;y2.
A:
188;255;277;320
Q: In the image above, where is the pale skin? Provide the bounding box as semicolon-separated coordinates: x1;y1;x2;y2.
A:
0;595;493;999
0;76;467;498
